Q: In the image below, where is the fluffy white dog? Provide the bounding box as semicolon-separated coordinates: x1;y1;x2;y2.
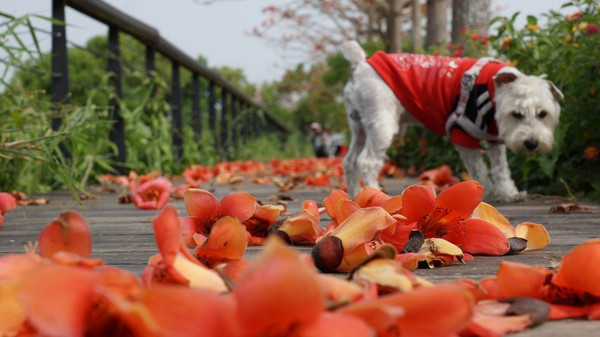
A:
341;41;563;201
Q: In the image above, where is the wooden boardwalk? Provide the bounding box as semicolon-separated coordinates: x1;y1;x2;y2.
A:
2;177;599;336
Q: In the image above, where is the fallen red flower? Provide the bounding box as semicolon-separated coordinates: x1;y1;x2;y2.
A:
399;181;510;255
38;210;92;259
418;164;460;191
183;188;281;246
130;177;172;210
143;206;228;292
183;164;214;187
0;192;17;227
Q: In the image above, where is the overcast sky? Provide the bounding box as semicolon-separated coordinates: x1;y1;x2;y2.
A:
3;0;570;84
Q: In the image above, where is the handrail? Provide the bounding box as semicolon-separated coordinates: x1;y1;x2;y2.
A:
51;0;288;172
65;0;270;112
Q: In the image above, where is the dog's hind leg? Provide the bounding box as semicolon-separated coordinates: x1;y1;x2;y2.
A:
355;107;399;194
343;109;366;198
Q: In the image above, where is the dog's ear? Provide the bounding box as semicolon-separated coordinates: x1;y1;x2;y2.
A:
493;72;518;88
547;80;564;101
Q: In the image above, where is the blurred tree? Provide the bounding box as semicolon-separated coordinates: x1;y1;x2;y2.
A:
410;0;424;52
452;0;491;44
387;0;404;52
252;1;414;60
425;0;448;49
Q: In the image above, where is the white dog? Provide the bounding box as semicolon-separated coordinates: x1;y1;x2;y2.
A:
341;41;563;201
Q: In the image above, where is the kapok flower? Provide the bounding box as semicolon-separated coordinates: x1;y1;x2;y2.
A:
0;192;17;227
312;207;397;273
275;200;323;245
418;164;460;191
38;210;92;258
545;239;600;318
194;216;248;267
183;188;281;246
130;177;172;210
143;206;228;292
183;164;213;187
400;181;510;255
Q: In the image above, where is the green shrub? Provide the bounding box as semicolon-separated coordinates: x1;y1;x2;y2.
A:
489;0;600;200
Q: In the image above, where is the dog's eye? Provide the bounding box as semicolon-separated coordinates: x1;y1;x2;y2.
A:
538;110;548;119
511;111;524;120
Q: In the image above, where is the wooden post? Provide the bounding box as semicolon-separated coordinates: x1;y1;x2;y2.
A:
192;73;202;139
50;0;70;131
208;81;218;152
171;61;183;162
145;46;156;97
231;97;238;149
220;88;229;159
108;26;126;173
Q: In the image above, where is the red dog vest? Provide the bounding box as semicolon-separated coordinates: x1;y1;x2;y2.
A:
367;52;506;149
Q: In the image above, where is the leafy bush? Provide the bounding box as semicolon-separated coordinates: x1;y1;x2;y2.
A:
488;0;600;200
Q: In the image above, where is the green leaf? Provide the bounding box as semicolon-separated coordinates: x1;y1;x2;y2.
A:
526;15;538;25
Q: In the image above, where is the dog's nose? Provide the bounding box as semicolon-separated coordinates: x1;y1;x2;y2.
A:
524;139;539;151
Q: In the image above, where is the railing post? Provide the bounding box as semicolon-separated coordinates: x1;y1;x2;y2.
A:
192;73;202;139
108;26;126;173
231;97;238;149
220;88;228;159
50;0;69;131
145;46;156;97
171;61;183;162
208;81;218;153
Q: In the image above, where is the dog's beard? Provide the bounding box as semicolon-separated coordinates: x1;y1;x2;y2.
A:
501;124;555;154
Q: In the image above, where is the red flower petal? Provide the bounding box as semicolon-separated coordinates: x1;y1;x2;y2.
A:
234;238;324;337
435;180;483;219
380;195;403;215
194;216;248;267
399;185;436;224
354;187;390;207
38;210;92;258
496;261;551;299
289;312;374;337
220;192;257;222
0;192;17;215
334;199;361;225
132;285;240;337
340;283;473;337
447;218;510;255
184;188;219;220
19;264;98;337
552;239;600;297
324;189;351;218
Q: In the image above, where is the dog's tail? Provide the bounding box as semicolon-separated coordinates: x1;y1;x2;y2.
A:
341;40;366;66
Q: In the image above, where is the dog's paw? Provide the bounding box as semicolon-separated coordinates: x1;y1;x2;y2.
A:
486;190;527;203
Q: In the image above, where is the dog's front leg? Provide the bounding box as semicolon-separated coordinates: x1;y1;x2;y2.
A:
454;145;494;197
487;144;524;202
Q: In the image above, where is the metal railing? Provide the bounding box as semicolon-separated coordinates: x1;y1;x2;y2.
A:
50;0;288;172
